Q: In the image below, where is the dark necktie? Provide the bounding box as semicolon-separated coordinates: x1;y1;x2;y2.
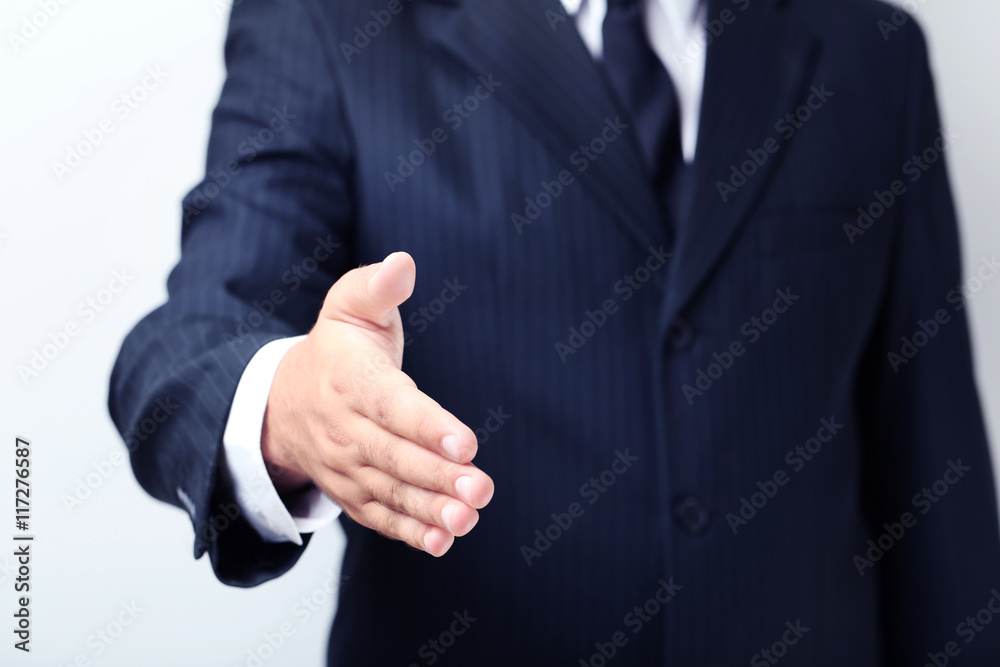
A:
602;0;685;223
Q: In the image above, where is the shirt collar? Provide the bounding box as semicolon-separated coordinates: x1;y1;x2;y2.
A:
560;0;703;27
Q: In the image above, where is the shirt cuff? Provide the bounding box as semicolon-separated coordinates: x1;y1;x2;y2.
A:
221;335;342;545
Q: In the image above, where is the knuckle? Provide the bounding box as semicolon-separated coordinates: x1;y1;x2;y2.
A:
338;491;364;514
407;533;427;553
378;508;401;539
361;503;422;551
354;430;393;472
320;429;353;472
342;504;366;527
323;419;350;448
373;437;398;475
327;272;348;299
429;458;452;492
388;478;406;510
410;408;436;447
342;495;374;526
395;372;417;390
359;501;389;536
365;377;409;427
372;477;406;513
371;390;394;426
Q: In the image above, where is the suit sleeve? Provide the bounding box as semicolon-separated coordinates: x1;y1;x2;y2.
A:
855;17;1000;664
108;0;355;587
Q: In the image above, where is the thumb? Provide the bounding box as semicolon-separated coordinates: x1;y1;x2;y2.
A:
322;251;416;326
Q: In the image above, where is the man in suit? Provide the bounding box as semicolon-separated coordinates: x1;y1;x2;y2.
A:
109;0;1000;663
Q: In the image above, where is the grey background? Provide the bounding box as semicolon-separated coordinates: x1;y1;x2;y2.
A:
0;0;997;665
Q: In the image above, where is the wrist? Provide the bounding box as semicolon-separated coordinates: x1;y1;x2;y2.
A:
261;406;313;494
261;339;314;494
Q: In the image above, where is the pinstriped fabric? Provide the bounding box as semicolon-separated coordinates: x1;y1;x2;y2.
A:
108;0;1000;663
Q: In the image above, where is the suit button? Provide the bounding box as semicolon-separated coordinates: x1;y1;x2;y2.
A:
673;496;711;535
667;320;694;352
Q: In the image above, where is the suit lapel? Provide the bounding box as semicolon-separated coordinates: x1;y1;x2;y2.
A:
422;0;821;321
661;0;821;328
422;0;667;251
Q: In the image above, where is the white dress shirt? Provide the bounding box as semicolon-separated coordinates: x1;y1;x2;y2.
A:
220;0;708;545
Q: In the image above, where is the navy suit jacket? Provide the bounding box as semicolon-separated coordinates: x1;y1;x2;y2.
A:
109;0;1000;663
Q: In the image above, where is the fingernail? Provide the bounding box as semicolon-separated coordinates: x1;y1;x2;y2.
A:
455;476;473;504
441;504;460;534
422;530;438;555
441;434;462;461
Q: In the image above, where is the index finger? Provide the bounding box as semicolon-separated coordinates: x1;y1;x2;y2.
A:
353;368;480;465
